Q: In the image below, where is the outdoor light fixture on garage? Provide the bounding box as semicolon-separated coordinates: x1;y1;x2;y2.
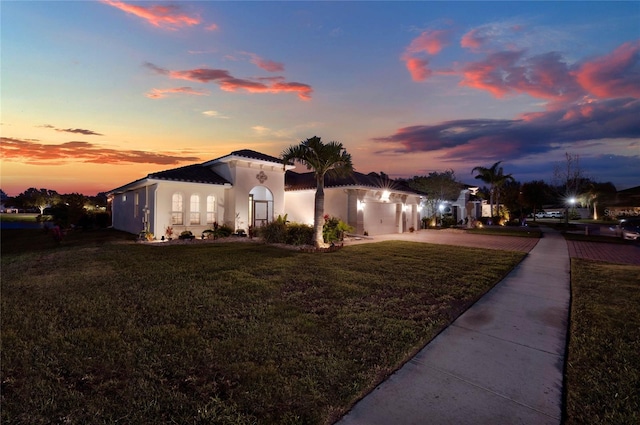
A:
381;190;390;202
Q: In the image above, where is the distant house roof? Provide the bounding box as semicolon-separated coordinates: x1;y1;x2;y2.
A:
615;185;640;206
148;164;231;185
285;170;421;194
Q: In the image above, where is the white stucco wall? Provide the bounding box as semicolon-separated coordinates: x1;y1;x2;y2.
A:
211;160;287;231
152;180;228;238
283;190;315;225
110;183;157;236
282;187;421;236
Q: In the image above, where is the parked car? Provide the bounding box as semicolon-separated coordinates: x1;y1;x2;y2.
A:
534;211;563;219
612;217;640;240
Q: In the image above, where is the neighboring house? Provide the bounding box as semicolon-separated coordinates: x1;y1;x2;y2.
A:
108;149;427;238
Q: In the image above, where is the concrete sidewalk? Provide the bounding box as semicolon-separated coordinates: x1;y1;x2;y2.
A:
337;228;570;425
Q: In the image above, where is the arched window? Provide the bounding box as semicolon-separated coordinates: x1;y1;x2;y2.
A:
206;195;216;224
190;194;200;225
171;193;183;225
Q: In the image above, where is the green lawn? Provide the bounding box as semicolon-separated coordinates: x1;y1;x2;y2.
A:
1;229;524;424
565;259;640;424
0;213;40;222
4;229;637;424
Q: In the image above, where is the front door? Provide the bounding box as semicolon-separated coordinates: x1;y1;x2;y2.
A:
254;200;269;227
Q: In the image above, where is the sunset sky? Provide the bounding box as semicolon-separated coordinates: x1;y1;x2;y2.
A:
2;1;639;196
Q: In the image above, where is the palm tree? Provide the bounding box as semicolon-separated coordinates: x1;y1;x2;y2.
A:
493;167;515;219
282;136;354;248
471;161;502;217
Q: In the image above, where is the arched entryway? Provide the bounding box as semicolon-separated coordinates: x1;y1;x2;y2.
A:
249;186;274;228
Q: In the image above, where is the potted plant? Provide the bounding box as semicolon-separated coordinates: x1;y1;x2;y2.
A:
165;225;174;240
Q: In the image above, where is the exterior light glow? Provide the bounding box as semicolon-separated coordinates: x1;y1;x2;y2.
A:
357;200;365;211
381;190;390;202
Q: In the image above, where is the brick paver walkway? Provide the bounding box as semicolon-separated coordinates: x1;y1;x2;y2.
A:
566;240;640;265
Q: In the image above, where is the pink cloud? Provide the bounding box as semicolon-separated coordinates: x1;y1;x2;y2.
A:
145;87;210;99
249;54;285;73
576;40;640;98
404;57;432;82
1;137;200;165
145;62;312;100
460;28;486;51
460;50;583;102
102;0;200;30
406;30;451;55
168;68;232;83
401;29;451;82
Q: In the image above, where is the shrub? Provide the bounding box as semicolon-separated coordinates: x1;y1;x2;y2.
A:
215;224;233;238
178;230;194;240
441;216;457;228
286;223;314;245
323;216;353;243
260;220;288;244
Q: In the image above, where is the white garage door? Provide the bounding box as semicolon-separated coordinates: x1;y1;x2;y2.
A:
364;202;398;235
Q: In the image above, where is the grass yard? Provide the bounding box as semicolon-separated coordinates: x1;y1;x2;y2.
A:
1;229;524;424
565;259;640;424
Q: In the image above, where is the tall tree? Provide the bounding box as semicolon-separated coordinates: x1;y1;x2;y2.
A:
405;170;463;219
281;136;353;248
521;180;551;220
580;181;617;220
471;161;510;218
553;152;586;223
493;167;515;218
14;188;60;214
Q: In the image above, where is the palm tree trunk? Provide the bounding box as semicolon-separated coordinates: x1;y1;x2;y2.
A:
489;187;494;219
314;176;326;248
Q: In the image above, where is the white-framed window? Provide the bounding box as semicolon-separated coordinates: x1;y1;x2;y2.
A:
134;192;139;218
190;194;200;225
206;195;216;224
171;193;183;225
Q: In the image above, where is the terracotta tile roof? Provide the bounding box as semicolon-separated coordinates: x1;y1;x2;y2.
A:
148;164;230;185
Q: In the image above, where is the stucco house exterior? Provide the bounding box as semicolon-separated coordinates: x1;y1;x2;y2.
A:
108;149;429;238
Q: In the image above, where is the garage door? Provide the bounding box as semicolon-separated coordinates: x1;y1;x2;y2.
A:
364;202;398;235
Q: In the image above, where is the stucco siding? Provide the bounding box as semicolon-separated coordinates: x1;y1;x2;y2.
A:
283;190;315;225
154;181;228;238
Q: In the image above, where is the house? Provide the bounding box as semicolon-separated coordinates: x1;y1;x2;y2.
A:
285;170;422;235
108;149;425;238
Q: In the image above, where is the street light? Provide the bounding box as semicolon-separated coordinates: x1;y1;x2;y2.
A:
566;197;576;224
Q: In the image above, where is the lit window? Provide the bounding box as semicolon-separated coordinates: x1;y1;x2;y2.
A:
190;194;200;225
206;195;216;223
171;193;183;225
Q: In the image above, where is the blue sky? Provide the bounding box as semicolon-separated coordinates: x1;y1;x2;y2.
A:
1;1;639;195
